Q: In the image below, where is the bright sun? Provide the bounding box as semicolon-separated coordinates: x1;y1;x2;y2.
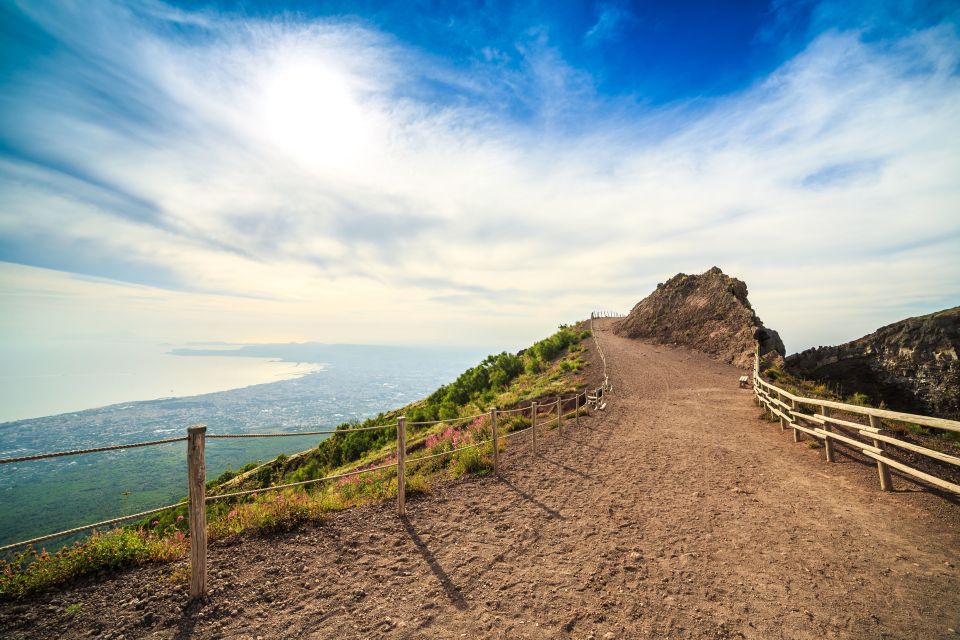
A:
258;59;373;172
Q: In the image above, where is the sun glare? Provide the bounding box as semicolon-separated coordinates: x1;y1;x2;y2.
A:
257;59;373;172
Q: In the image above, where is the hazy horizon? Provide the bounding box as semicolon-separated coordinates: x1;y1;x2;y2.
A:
0;339;494;424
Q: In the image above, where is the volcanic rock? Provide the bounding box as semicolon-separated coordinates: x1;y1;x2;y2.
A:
785;307;960;419
613;267;784;369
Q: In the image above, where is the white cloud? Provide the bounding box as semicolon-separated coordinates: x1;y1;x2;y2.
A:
1;3;958;354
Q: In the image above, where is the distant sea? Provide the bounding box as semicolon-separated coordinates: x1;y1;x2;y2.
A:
0;342;489;548
0;341;326;424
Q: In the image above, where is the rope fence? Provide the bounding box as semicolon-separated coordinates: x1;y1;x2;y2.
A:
409;411;491;427
206;423;394;439
0;501;187;554
0;436;187;465
205;461;400;502
589;312;613;401
1;318;618;600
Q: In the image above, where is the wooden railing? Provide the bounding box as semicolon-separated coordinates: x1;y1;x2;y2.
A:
752;351;960;496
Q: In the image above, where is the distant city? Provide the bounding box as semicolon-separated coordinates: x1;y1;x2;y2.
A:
0;343;488;548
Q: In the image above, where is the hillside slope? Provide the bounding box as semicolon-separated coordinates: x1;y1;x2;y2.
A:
0;324;601;600
614;267;783;368
3;320;956;639
785;306;960;419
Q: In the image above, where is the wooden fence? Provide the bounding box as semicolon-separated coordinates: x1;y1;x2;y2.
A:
752;350;960;496
0;321;616;599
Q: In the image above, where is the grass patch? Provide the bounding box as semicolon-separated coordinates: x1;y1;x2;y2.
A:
0;528;186;600
451;446;492;478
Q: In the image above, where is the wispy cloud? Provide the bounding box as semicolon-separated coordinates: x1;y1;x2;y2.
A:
800;158;885;189
0;1;958;353
584;3;632;46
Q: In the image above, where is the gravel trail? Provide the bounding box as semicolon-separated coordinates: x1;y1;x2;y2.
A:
3;319;958;639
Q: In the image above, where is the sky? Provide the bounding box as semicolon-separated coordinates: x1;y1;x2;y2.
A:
1;0;959;357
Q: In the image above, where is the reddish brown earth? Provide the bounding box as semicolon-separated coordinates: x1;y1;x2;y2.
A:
2;319;958;639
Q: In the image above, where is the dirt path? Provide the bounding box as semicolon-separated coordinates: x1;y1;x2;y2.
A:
3;320;959;639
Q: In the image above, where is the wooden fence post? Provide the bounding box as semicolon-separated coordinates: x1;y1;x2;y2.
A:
791;399;801;443
777;391;787;431
869;415;893;491
557;398;562;435
531;402;538;456
397;417;407;516
490;408;499;475
187;424;207;599
575;394;580;427
821;406;835;463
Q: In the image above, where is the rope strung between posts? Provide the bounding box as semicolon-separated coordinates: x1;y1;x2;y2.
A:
409;411;490;426
0;422;401;465
494;406;528;415
0;500;189;553
207;423;394;439
500;424;535;439
2;316;614;593
206;461;399;502
406;440;488;464
0;436;188;466
0;396;586;553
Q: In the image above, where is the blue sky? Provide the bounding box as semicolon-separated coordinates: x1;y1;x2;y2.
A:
0;0;959;355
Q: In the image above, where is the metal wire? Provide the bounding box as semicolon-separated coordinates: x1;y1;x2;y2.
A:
0;437;187;466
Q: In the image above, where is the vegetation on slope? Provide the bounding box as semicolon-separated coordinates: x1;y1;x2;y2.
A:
1;325;594;599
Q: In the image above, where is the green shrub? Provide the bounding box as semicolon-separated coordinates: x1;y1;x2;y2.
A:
405;473;433;497
501;415;530;433
0;528;185;600
846;392;871;407
451;447;491;478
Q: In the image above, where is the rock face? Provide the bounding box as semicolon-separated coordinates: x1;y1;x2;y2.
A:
785;307;960;420
613;267;784;369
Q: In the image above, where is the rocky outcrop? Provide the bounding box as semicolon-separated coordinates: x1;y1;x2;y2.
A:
613;267;784;369
785;307;960;420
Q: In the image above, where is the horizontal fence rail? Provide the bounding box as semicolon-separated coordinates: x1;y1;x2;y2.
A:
206;423;394;439
1;320;617;599
0;436;187;465
752;347;960;496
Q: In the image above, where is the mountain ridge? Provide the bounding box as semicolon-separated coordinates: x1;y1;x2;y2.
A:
785;306;960;419
613;266;784;369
